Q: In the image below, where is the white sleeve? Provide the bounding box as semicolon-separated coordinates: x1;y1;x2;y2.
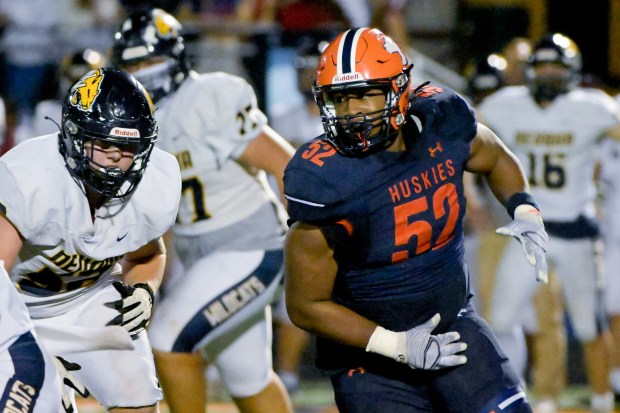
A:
204;75;267;161
0;161;27;234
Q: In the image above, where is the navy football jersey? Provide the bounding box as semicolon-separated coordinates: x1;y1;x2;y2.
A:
284;84;478;369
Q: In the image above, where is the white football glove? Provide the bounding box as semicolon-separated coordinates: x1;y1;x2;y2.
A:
52;356;89;413
496;204;549;283
366;314;467;370
106;281;154;336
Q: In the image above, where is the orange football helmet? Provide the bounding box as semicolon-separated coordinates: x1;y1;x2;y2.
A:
314;27;413;156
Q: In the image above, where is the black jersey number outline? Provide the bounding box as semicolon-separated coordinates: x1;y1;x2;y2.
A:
179;176;211;223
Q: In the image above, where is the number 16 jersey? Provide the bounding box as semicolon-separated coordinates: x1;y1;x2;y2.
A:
479;85;620;222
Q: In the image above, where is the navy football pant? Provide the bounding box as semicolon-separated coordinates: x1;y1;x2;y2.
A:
330;306;532;413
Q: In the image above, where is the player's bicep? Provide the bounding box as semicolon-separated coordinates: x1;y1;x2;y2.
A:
0;212;23;271
466;123;529;204
465;123;505;173
284;222;337;322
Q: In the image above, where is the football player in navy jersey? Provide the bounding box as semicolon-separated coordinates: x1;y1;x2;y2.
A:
283;27;548;413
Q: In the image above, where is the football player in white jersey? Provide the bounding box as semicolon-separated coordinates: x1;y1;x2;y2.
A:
0;68;182;413
112;8;294;413
0;260;66;413
479;33;620;413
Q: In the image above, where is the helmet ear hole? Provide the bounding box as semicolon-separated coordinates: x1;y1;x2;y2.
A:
395;113;405;126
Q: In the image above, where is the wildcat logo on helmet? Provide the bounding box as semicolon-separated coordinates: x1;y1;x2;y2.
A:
110;127;140;138
69;69;104;112
153;8;181;39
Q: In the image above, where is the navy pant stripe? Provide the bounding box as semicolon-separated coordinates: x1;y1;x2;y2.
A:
0;331;45;413
172;250;283;352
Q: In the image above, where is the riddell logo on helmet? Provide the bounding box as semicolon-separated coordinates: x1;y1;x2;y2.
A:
110;127;140;137
333;72;362;83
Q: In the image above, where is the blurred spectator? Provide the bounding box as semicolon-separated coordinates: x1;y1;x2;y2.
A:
274;0;348;33
501;36;532;86
270;38;327;147
465;53;506;106
59;0;121;53
0;0;61;144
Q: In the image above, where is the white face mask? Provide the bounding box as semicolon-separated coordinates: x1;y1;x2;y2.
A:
131;60;174;101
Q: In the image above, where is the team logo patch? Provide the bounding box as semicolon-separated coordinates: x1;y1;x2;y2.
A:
153;9;180;39
428;142;443;157
69;69;104;112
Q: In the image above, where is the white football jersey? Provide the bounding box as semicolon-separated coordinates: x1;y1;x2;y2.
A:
0;262;32;351
479;85;620;221
154;71;287;242
0;134;181;317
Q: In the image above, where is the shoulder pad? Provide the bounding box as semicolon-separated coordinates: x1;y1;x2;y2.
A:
409;83;477;144
284;138;359;223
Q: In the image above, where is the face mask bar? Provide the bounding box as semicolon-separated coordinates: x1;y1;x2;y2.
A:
61;122;157;200
315;81;402;157
131;59;175;102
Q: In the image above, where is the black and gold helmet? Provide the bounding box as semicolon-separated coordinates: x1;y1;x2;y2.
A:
526;33;581;102
111;8;188;102
60;68;158;199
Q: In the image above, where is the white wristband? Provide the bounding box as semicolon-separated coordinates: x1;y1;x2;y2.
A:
365;326;405;361
514;204;542;224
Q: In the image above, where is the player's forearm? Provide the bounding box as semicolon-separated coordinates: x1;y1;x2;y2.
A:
486;150;530;206
121;238;166;292
286;297;377;349
122;254;164;292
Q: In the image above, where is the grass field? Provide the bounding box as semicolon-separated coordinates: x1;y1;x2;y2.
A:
74;379;618;412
